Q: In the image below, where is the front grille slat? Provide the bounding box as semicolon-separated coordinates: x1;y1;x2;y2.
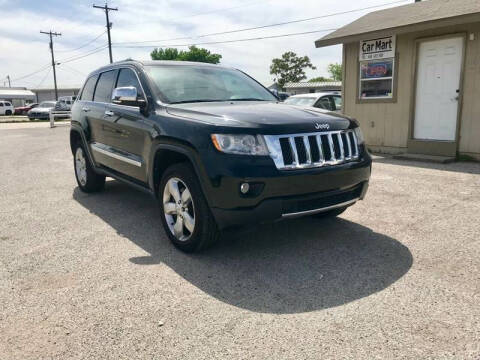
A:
265;130;360;170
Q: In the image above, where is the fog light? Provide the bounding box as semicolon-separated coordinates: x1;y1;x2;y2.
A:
240;182;250;194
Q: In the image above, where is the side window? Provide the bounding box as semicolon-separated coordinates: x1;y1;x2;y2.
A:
116;68;143;98
0;103;3;107
5;102;11;107
333;96;342;111
94;70;117;103
316;97;334;111
80;75;98;101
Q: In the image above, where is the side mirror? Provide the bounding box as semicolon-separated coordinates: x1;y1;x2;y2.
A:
112;86;146;108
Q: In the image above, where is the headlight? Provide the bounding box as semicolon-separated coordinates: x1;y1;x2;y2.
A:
211;134;269;155
354;126;365;144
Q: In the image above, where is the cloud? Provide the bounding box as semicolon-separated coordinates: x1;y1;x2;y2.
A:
0;0;405;89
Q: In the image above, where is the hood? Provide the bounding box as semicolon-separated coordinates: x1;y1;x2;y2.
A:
165;101;352;134
29;107;52;113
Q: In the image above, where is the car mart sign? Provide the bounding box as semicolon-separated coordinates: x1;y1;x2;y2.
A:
360;36;396;60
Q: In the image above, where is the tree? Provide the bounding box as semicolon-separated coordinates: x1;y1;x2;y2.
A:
327;63;342;81
308;76;330;82
269;52;316;87
150;46;222;64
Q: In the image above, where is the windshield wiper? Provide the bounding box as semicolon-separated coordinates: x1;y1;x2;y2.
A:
169;99;225;104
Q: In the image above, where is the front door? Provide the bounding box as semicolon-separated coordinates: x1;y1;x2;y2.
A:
413;36;464;141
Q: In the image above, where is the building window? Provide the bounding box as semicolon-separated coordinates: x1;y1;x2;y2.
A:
359;58;394;99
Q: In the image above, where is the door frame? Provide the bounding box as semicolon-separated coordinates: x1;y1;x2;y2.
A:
407;32;467;156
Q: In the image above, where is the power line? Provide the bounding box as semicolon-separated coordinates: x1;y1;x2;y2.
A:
113;28;339;49
56;30;107;53
58;44;109;64
10;64;51;82
114;0;409;46
34;67;51;88
93;3;118;63
59;63;87;77
40;30;61;100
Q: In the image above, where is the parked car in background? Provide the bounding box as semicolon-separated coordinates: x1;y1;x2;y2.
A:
54;96;76;111
14;103;38;115
284;92;342;112
0;100;15;116
277;92;290;101
27;101;57;120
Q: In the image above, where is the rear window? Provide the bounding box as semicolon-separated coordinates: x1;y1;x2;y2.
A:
80;75;98;101
94;70;117;103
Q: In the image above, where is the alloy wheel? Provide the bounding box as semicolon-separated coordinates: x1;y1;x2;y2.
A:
163;177;195;241
75;147;87;186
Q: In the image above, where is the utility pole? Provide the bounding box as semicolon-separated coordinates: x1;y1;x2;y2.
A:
6;75;11;87
93;2;118;64
40;30;61;100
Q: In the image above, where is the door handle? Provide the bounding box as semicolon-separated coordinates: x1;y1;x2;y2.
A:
104;110;114;117
82;107;90;112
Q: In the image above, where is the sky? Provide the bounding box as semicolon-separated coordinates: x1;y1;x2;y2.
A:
0;0;412;89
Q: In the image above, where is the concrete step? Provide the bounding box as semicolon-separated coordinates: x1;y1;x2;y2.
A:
392;153;455;164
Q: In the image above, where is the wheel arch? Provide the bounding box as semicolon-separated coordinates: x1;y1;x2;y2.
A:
70;126;97;169
149;142;213;205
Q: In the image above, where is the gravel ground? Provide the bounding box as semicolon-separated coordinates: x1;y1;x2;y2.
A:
1;124;479;359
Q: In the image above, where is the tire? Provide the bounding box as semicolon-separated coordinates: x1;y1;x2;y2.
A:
311;206;348;219
73;141;105;193
159;163;219;252
5;110;12;116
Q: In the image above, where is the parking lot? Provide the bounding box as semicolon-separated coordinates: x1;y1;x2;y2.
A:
1;123;479;359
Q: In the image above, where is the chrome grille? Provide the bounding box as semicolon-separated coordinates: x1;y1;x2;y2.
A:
264;130;359;170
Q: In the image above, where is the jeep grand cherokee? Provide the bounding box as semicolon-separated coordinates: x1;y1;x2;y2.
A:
70;60;371;252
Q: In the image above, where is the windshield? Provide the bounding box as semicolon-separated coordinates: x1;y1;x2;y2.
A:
38;101;56;108
284;97;318;107
146;65;276;104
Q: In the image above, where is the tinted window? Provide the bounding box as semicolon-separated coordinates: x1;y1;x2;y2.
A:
333;96;342;110
94;70;117;103
0;103;3;107
5;102;11;106
80;75;98;101
116;68;142;97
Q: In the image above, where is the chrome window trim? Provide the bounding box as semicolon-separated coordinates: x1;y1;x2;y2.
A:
90;142;142;167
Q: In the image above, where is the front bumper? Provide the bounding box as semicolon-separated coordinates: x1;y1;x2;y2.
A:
28;112;49;119
207;151;372;229
212;180;368;229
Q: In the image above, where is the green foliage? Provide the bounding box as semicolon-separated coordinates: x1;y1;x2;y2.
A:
269;51;316;87
308;76;330;82
150;46;222;64
327;63;342;81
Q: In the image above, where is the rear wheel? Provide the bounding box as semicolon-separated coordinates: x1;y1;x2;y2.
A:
311;206;348;219
73;141;105;193
159;163;219;252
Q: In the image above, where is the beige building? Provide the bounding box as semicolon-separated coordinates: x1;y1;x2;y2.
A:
315;0;480;160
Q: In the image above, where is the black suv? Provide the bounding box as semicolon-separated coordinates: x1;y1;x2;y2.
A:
70;60;371;252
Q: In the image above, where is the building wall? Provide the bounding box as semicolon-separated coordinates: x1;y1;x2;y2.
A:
343;22;480;157
33;89;79;103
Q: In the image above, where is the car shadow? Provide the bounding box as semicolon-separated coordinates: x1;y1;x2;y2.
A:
73;181;413;314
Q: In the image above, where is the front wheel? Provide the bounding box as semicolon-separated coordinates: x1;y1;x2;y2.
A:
73;142;105;193
159;163;219;252
5;110;12;116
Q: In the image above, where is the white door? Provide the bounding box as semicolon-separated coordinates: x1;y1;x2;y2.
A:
414;37;463;141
